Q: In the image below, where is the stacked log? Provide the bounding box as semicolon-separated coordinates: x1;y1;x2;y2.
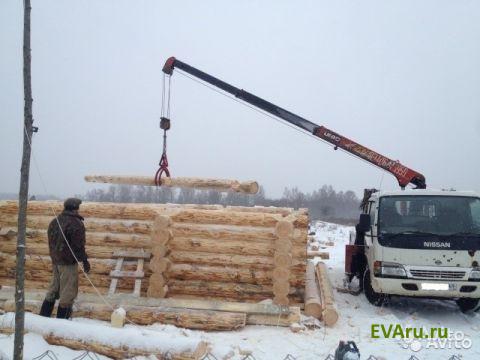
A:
0;201;308;305
272;220;294;305
147;214;173;298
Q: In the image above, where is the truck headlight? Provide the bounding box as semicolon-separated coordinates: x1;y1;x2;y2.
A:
469;268;480;282
373;261;407;279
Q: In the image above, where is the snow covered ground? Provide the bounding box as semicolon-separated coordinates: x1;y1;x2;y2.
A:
1;221;479;360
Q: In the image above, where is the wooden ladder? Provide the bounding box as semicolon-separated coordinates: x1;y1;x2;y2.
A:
108;249;151;297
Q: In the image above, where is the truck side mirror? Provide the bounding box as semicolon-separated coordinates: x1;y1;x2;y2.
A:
357;214;371;233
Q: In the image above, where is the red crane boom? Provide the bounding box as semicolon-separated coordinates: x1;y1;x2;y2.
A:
163;56;426;189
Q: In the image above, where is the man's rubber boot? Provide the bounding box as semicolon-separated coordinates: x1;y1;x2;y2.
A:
56;306;73;319
39;300;55;317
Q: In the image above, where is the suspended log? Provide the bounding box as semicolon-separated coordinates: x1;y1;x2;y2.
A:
304;260;322;319
315;262;339;327
84;175;259;194
0;312;208;360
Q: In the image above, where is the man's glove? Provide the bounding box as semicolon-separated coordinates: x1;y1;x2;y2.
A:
82;259;91;274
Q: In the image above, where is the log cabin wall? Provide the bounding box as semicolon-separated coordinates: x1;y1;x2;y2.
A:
0;201;308;305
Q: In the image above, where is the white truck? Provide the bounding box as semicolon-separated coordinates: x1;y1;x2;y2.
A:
349;189;480;312
160;57;479;312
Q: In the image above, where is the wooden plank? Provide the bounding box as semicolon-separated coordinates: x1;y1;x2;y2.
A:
133;259;144;297
109;270;144;279
113;250;151;259
108;258;124;295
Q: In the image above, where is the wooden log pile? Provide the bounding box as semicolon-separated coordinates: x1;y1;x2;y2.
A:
303;260;339;326
0;200;308;306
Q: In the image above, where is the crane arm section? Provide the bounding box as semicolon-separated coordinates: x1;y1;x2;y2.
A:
163;56;426;189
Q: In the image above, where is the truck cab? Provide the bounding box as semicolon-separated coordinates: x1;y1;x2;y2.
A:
350;189;480;312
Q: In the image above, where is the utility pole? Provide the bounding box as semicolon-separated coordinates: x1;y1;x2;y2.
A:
14;0;35;358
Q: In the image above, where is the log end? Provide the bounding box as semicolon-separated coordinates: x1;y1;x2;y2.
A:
304;301;322;319
322;307;339;327
275;221;294;239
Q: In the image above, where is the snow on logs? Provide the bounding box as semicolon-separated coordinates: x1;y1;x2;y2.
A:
84;175;260;194
0;200;308;306
0;312;208;359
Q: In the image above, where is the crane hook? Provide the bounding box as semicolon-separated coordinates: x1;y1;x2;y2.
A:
154;117;171;186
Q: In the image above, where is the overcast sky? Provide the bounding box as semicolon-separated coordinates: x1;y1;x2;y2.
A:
1;0;480;199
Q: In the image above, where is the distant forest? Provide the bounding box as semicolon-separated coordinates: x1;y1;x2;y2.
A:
84;185;361;222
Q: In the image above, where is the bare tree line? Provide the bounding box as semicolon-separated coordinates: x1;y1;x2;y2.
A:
84;184;360;222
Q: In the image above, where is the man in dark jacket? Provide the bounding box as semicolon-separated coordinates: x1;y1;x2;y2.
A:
39;198;90;319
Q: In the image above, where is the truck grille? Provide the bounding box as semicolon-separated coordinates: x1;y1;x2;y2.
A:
409;269;466;280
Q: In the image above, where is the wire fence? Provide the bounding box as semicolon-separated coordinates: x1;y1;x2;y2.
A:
19;350;468;360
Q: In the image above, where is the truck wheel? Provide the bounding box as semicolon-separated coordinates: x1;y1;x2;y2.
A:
456;298;480;313
363;269;387;306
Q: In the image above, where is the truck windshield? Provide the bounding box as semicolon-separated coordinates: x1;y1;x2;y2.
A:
378;196;480;236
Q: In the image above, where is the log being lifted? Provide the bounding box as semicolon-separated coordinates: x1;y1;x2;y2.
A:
84;175;259;194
